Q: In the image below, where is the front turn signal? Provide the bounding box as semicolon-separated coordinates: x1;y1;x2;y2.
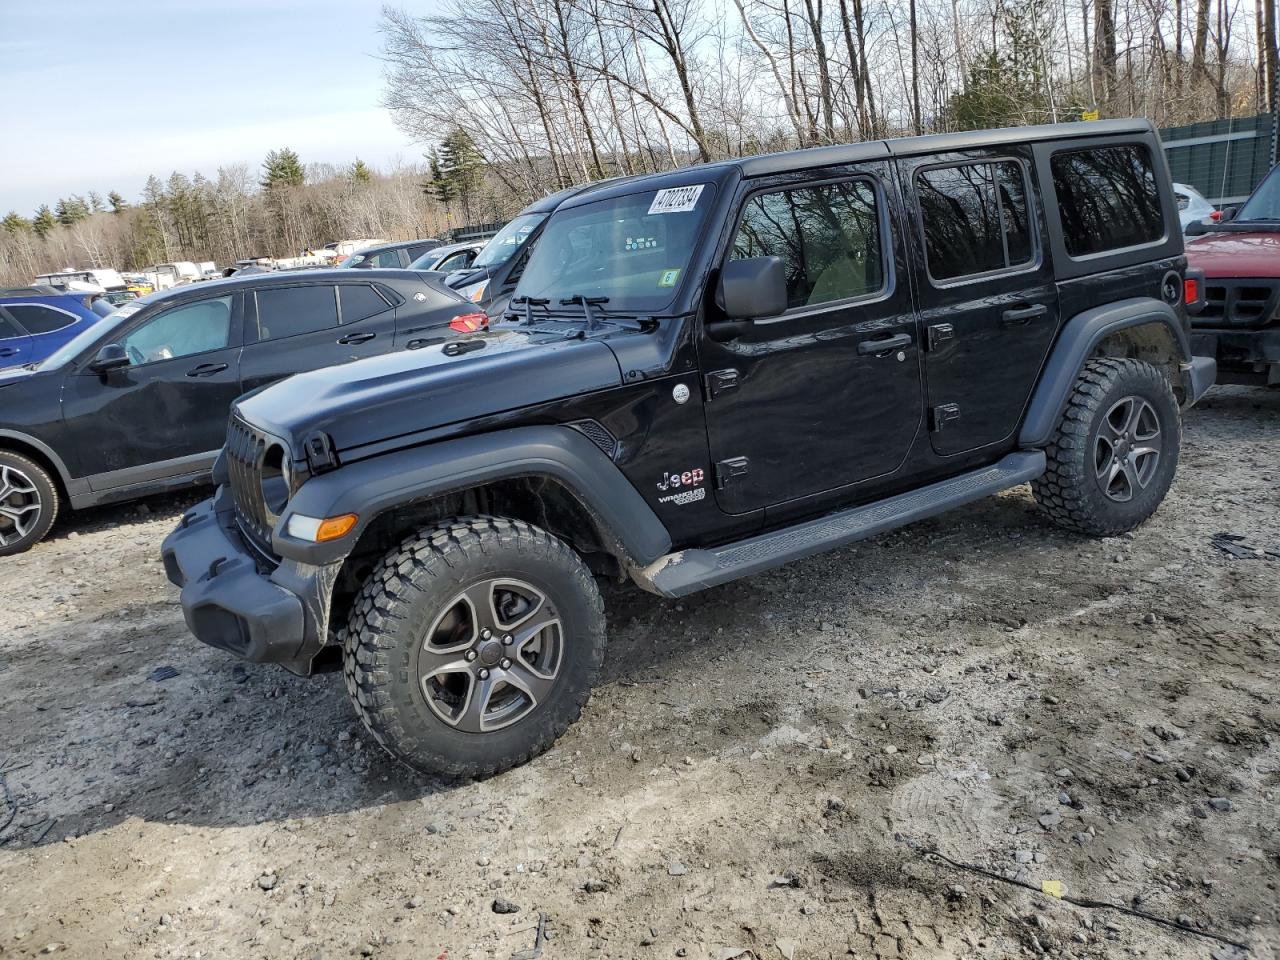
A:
286;513;358;542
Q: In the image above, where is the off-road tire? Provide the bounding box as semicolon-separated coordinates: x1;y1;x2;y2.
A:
342;516;605;779
1032;358;1180;537
0;451;59;557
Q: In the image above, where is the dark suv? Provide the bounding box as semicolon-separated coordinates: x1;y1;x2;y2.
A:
0;270;479;555
164;120;1215;779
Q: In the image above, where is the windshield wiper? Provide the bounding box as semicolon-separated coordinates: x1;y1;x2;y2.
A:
509;295;550;326
559;295;644;331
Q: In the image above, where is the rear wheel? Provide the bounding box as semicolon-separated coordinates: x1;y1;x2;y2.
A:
342;516;605;779
0;452;58;557
1032;358;1180;537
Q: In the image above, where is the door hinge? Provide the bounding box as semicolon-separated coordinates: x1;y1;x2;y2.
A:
927;323;955;351
930;403;961;431
704;368;740;400
715;456;750;489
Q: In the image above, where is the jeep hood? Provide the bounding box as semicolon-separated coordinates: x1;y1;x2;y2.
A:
1186;230;1280;279
236;330;623;455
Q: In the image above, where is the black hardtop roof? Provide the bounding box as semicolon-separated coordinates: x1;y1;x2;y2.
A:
557;119;1156;209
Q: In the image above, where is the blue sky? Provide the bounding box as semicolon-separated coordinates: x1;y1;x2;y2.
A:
0;0;434;215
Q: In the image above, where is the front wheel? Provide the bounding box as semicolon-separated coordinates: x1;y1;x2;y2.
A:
342;516;605;779
1032;358;1181;537
0;452;59;557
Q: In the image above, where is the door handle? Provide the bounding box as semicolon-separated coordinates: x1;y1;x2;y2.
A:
186;362;228;377
857;332;912;356
1001;304;1048;325
0;348;18;358
337;331;376;345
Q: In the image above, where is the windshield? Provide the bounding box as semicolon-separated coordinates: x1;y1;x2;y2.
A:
37;301;143;370
472;213;545;268
1236;166;1280;221
512;184;715;313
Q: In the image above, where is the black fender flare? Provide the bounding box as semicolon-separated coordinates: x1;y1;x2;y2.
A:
272;425;673;566
1019;297;1190;447
0;428;76;489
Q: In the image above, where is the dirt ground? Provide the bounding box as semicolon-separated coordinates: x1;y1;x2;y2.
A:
0;386;1276;960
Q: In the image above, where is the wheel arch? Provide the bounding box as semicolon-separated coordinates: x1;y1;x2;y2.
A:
273;425;673;597
1020;297;1191;448
0;429;72;498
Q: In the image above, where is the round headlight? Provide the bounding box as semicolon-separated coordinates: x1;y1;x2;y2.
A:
260;443;291;518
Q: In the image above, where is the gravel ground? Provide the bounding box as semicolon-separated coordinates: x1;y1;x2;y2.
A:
0;386;1276;960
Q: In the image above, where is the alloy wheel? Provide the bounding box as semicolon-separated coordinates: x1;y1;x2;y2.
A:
0;465;42;548
1094;395;1162;503
418;578;563;733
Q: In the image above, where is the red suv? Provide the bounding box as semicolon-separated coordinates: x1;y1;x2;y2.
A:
1185;166;1280;387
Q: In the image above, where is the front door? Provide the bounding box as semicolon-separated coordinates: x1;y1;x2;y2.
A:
238;280;397;394
62;293;244;486
899;151;1061;456
700;166;924;515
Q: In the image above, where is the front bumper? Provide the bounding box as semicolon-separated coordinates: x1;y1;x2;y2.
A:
161;488;340;675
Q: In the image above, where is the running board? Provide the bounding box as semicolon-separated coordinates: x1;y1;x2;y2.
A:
634;451;1046;597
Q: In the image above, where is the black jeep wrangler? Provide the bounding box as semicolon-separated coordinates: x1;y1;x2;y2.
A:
163;120;1216;778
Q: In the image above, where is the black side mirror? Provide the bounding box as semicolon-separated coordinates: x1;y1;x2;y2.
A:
1219;206;1237;222
89;343;130;373
718;256;787;320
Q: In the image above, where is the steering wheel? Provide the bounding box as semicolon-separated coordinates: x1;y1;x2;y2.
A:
126;344;146;366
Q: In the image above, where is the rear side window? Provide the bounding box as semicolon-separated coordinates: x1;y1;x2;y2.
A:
339;284;391;323
4;303;78;335
366;249;404;268
1051;145;1164;257
730;178;884;309
917;160;1034;281
254;285;339;341
0;311;25;339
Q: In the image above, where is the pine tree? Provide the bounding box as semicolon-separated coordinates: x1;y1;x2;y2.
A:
88;191;105;213
1;211;31;235
350;158;373;184
32;205;57;238
423;148;456;205
54;195;91;226
261;148;305;190
108;190;128;213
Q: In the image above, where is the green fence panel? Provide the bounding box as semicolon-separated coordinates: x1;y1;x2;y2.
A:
1160;114;1275;206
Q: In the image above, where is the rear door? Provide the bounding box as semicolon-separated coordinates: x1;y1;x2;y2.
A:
2;301;85;363
0;310;34;367
238;280;398;394
899;149;1060;456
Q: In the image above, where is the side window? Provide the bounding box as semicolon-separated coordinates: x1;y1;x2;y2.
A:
0;311;25;340
254;285;339;341
119;296;233;365
917;160;1034;281
435;251;472;272
339;284;391;324
730;178;884;309
1051;144;1163;257
5;304;78;335
368;249;403;268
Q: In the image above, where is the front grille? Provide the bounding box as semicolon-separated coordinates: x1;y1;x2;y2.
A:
225;415;277;558
1197;279;1280;329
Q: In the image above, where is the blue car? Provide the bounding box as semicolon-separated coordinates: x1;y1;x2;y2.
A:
0;286;109;369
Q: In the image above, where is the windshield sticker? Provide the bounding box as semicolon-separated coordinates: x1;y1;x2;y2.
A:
648;184;705;215
625;236;659;251
658;268;681;287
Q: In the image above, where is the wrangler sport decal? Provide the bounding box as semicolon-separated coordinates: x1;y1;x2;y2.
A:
656;467;706;506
